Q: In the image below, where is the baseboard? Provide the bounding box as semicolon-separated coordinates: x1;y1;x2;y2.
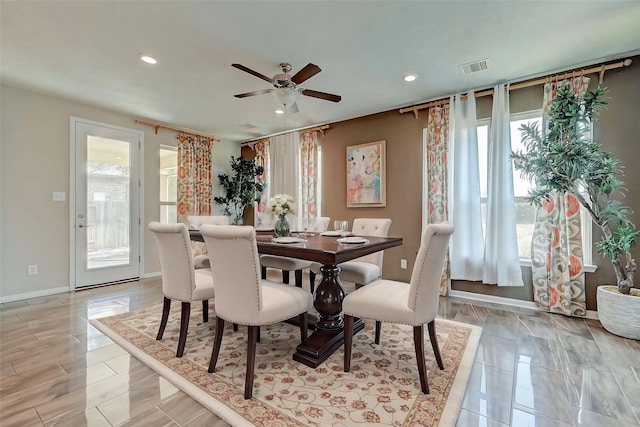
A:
448;290;599;320
0;286;69;303
142;271;162;279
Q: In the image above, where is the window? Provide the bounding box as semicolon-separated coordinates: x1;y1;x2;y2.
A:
160;146;177;223
477;111;592;265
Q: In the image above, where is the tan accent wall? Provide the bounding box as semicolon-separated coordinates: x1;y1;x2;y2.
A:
303;57;640;310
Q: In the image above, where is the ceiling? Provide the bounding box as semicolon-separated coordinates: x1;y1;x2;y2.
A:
2;1;640;143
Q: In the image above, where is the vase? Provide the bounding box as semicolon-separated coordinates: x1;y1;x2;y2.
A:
597;285;640;340
274;214;290;237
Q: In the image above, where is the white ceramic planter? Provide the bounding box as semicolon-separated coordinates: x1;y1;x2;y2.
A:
597;285;640;340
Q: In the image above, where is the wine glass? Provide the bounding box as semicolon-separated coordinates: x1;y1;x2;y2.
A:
334;220;349;234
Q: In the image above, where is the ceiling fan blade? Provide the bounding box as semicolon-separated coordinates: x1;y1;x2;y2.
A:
286;102;299;114
291;63;321;84
231;63;273;83
301;89;342;103
234;89;274;98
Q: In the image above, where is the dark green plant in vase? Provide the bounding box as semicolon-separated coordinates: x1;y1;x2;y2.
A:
511;84;637;295
214;156;265;225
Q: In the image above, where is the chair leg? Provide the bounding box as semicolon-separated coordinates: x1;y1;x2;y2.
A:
233;323;238;332
208;317;225;373
298;313;308;342
428;320;444;370
177;302;191;357
261;265;267;280
374;320;382;345
344;315;354;372
257;326;261;343
413;325;429;394
156;297;171;340
282;270;290;284
202;300;209;323
309;271;316;294
294;269;303;288
244;325;259;399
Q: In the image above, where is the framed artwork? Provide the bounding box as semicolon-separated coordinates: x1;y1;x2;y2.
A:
346;140;386;207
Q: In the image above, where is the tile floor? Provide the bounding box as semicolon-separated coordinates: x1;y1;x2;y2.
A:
1;277;638;426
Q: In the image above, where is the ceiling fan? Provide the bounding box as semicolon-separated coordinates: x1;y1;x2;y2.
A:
232;62;342;113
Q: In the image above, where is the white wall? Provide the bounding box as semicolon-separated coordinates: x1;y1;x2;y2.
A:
0;84;238;301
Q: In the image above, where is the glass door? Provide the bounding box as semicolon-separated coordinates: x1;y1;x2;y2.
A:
72;118;142;288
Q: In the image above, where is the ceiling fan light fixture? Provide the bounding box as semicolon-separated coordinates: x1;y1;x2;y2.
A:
272;88;298;106
403;73;418;82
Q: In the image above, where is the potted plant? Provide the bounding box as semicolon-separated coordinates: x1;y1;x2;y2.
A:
512;84;639;339
214;156;265;225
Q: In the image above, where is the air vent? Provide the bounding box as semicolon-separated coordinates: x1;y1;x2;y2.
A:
459;59;489;75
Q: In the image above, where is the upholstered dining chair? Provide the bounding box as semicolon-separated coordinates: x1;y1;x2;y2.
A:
148;222;215;357
186;215;230;269
343;222;454;394
260;216;330;290
200;224;313;399
309;218;392;292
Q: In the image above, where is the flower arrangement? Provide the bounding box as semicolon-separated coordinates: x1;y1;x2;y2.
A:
267;194;296;216
267;194;296;237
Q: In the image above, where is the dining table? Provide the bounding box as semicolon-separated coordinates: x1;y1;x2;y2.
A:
190;228;402;368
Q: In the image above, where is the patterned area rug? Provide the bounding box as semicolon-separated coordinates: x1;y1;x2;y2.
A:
91;303;481;426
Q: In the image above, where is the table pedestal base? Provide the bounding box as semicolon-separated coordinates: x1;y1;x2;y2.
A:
293;318;364;368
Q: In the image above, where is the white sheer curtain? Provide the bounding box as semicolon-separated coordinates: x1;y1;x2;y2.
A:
449;92;483;281
269;132;301;228
483;84;524;286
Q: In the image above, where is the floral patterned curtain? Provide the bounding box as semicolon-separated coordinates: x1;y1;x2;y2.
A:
531;76;590;317
253;139;271;226
176;133;213;223
299;130;319;230
424;104;451;296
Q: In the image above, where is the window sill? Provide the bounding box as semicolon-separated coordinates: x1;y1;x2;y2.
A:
519;259;597;273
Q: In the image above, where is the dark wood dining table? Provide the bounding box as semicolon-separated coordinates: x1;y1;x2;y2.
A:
190;229;402;368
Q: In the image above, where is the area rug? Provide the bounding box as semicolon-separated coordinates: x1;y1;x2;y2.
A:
90;303;481;426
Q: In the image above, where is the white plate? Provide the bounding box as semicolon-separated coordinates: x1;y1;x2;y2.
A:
271;236;307;244
337;237;369;244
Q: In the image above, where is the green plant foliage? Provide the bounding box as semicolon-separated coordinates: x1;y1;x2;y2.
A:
213;156;264;225
511;84;637;294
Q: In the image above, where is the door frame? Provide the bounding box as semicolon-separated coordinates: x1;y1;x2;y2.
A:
69;116;145;290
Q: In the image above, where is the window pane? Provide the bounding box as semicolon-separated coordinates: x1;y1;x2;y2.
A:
160;205;177;224
160;147;177;223
160;147;177;203
510;117;541;197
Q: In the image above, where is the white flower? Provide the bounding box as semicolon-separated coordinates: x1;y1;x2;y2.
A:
267;193;296;215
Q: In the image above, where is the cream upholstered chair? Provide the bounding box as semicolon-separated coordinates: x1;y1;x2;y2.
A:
200;224;313;399
149;222;215;357
343;222;454;394
186;215;229;269
309;218;392;292
260;216;330;289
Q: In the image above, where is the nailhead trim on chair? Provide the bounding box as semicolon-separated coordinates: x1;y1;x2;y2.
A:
155;226;197;292
205;234;263;311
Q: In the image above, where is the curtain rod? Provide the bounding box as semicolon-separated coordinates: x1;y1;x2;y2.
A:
240;124;330;149
134;119;220;142
399;58;633;119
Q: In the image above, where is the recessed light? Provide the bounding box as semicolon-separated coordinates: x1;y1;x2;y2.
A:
403;73;418;82
275;109;285;115
139;54;157;65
